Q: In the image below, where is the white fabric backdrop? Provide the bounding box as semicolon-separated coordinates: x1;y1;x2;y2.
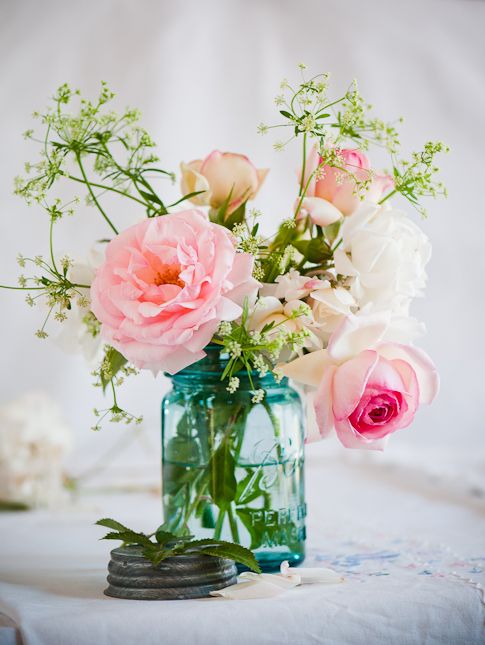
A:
0;0;484;477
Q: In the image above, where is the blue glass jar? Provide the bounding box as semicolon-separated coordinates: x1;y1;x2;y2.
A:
161;345;306;572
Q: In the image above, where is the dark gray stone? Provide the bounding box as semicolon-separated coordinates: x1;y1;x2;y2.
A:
104;546;237;600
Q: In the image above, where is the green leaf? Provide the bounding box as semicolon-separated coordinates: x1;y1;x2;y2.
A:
183;539;261;574
293;238;332;264
197;501;216;529
155;528;177;545
95;517;131;532
235;507;265;550
224;200;247;229
100;530;154;548
235;469;264;506
0;500;29;511
165;435;201;465
209;441;237;509
138;189;163;206
167;190;206;209
213;187;234;224
325;220;342;245
100;347;127;392
279;110;293;120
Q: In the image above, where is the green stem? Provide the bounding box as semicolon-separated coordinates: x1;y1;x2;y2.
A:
299;132;307;196
49;217;59;274
294;169;318;220
0;285;45;290
227;504;240;543
213;508;226;540
378;188;397;205
66;174;148;207
263;400;283;463
76;153;119;234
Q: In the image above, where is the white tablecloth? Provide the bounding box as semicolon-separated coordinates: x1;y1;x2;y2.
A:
1;450;484;645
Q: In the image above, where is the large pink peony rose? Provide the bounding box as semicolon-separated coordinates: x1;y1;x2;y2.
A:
298;145;393;225
90;210;259;374
280;313;439;450
180;151;268;215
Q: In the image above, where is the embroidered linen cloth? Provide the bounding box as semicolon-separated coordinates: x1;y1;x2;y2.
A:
0;454;484;645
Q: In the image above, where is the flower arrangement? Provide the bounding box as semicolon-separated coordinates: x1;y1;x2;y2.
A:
2;66;448;567
4;66;446;452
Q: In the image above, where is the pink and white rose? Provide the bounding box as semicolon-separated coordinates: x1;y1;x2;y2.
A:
280;312;439;450
181;151;268;215
90;209;259;374
298;145;393;224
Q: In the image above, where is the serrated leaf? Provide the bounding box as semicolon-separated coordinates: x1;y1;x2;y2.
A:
101;530;153;548
95;517;131;532
182;539;260;573
155;528;176;545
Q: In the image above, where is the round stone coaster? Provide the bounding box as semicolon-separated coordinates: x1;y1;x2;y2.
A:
104;546;238;600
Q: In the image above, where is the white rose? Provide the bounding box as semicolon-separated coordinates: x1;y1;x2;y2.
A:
259;269;316;302
309;281;356;336
0;392;71;508
334;203;431;314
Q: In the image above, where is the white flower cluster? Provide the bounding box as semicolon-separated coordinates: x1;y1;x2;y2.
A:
255;201;430;349
0;391;71;508
334;203;431;317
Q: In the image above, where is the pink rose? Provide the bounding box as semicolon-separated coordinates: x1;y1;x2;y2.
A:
90;210;259;374
298;145;393;225
181;151;268;215
280;313;439;450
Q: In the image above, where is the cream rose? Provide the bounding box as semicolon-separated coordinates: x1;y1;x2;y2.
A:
181;151;268;215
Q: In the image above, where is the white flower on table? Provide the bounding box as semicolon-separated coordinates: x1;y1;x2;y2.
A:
0;391;71;508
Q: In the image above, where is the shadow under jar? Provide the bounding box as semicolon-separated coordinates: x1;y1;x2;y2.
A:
161;345;306;572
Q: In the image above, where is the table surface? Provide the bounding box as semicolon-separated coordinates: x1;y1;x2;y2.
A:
1;449;484;645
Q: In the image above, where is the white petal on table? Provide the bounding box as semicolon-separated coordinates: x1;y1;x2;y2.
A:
210;563;343;600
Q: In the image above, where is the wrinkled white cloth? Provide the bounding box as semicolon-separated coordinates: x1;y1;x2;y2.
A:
0;456;484;645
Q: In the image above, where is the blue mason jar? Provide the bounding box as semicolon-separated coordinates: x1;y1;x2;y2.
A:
161;345;306;571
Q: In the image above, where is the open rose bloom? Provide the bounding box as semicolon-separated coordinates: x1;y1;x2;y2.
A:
91;210;258;373
281;314;439;450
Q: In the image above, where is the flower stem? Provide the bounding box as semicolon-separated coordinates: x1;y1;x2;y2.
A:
378;188;397;205
227;504;240;543
299;132;307;196
49;217;59;274
76;153;119;234
213;508;226;540
66;174;148;207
